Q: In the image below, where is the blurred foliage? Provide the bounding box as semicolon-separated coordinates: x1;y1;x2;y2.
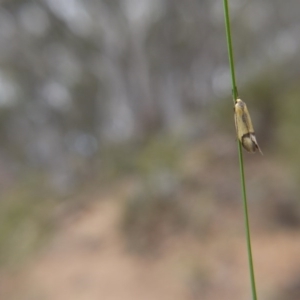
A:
277;86;300;160
0;0;297;197
119;135;228;253
0;173;55;268
121;176;186;253
100;135;182;180
135;136;182;175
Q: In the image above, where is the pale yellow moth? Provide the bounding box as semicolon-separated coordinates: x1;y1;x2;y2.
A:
234;98;263;154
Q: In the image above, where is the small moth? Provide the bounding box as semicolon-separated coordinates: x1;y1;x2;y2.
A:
234;98;263;154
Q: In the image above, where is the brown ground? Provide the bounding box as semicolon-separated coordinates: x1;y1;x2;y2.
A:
1;179;300;300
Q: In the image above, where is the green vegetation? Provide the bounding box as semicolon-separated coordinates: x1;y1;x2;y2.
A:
0;174;54;268
100;135;182;181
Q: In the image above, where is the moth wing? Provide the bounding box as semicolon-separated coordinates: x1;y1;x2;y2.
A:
242;104;254;133
243;104;263;155
234;106;238;138
250;133;263;155
234;102;248;141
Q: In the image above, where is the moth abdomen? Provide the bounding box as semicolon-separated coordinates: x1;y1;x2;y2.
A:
241;133;258;153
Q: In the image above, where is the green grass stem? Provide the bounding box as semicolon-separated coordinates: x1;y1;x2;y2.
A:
222;1;258;299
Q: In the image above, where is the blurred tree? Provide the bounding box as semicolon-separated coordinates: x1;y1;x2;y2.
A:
0;0;298;191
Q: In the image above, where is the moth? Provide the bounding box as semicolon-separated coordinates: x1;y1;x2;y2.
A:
234;98;263;154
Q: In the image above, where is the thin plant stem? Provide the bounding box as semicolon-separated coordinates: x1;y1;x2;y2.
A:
222;1;258;299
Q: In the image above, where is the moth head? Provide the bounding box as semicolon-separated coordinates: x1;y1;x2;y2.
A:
235;98;244;108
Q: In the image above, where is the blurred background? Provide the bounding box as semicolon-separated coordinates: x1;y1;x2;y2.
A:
0;0;300;299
